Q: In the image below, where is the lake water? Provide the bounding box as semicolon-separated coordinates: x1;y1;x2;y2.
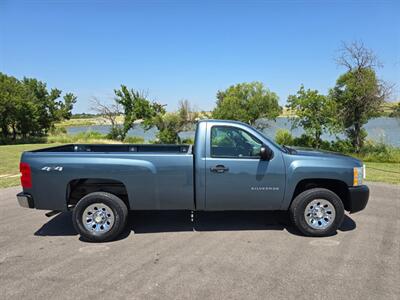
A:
67;117;400;147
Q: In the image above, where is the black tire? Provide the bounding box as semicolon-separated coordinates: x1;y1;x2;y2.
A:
289;188;344;237
72;192;128;242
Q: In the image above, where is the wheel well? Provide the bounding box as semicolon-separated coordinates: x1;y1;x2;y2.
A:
67;178;129;209
292;179;350;210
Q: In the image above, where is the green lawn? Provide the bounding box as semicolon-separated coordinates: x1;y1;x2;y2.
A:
364;162;400;185
1;144;399;188
0;144;58;188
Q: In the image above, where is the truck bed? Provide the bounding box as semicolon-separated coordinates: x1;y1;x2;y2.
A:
21;143;195;211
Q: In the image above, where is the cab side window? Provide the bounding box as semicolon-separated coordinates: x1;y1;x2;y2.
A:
211;126;262;158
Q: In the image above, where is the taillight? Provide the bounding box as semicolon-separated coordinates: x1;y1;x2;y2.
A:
20;162;32;188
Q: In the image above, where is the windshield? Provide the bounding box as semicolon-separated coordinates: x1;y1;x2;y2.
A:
249;126;286;152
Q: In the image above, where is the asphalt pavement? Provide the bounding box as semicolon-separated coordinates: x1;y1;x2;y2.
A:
0;182;399;300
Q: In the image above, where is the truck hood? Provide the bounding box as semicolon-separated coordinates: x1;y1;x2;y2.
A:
290;147;362;165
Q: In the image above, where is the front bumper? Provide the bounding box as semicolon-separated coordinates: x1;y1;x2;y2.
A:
17;192;34;208
347;185;369;213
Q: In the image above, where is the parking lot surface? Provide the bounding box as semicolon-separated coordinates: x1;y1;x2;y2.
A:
0;182;399;299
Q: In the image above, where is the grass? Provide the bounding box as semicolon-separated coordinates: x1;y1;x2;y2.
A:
0;144;57;188
364;162;400;185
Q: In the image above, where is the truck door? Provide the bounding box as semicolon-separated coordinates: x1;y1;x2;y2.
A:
205;124;285;210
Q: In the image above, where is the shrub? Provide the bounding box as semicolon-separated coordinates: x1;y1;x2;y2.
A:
123;136;145;144
327;139;354;153
357;141;400;163
275;129;294;146
49;126;67;135
107;126;124;141
293;134;314;148
46;131;109;143
181;137;195;144
0;136;47;145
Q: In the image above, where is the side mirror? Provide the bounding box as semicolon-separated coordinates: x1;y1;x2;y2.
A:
260;146;273;161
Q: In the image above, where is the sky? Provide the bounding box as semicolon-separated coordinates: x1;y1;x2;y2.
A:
1;0;399;113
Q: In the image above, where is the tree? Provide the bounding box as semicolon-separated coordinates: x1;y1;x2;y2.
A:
331;41;390;152
178;99;199;125
114;85;165;140
0;72;77;142
59;93;77;120
90;97;123;140
149;112;183;144
287;85;337;148
0;73;20;139
213;82;280;126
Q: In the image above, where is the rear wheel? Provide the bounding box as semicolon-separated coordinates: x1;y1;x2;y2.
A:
72;192;128;242
289;188;344;237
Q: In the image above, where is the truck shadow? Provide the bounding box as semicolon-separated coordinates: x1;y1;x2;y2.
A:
34;211;356;240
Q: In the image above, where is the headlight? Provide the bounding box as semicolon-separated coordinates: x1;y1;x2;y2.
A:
353;166;364;186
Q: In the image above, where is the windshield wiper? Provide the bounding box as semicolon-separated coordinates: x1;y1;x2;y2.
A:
282;145;296;154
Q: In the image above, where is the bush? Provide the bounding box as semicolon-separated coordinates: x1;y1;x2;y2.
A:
293;134;316;148
123;136;145;144
0;136;47;145
49;126;67;135
181;137;195;144
275;129;294;146
46;131;109;143
107;126;124;141
357;141;400;163
327;139;353;153
274;130;330;149
155;129;181;144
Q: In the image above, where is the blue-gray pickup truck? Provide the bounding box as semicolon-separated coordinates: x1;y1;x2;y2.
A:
17;120;369;242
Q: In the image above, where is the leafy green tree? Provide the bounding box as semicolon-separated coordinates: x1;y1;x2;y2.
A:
59;93;78;120
0;73;20;139
149;112;183;144
213;82;281;126
0;72;77;142
287;85;337;148
114;85;165;140
331;42;389;152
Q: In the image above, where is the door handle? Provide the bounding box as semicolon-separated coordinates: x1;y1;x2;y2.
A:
210;165;229;173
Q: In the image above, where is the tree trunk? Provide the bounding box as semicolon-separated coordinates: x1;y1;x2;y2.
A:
314;130;322;149
1;124;9;139
354;122;361;153
12;125;17;141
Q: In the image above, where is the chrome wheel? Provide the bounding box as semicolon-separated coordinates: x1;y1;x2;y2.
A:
304;199;336;230
82;203;115;235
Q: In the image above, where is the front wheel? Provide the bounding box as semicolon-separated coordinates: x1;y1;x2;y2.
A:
289;188;344;237
72;192;128;242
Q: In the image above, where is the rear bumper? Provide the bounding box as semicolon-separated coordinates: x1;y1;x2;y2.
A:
17;192;34;209
347;185;369;213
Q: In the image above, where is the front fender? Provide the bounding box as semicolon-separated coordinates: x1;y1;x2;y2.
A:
281;158;354;210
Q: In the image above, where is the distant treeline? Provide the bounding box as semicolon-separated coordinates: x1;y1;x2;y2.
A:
71;113;99;119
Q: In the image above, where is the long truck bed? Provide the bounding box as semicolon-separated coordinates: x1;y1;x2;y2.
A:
21;144;195;211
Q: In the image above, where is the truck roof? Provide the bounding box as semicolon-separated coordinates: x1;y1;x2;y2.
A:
197;119;249;126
